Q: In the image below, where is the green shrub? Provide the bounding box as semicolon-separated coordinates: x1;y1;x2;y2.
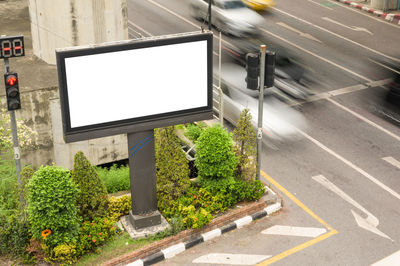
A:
106;195;132;222
19;165;35;211
195;125;237;180
71;151;109;221
0;154;18;214
232;108;257;180
180;205;212;229
0;213;31;256
47;243;78;265
76;217;118;255
184;123;203;143
27;165;80;248
96;164;130;193
155;127;191;209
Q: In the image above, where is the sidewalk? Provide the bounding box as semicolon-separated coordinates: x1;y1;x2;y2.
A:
333;0;400;25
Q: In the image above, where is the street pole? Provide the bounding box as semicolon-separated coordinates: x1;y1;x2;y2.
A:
208;0;212;30
256;45;266;180
218;31;223;126
3;58;22;197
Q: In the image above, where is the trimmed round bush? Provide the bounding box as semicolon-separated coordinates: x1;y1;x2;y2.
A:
195;125;237;180
27;165;80;248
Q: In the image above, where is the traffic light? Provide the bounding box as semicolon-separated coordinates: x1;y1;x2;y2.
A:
4;72;21;111
245;53;259;90
264;50;276;87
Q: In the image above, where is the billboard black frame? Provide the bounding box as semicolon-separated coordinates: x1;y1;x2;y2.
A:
56;32;213;143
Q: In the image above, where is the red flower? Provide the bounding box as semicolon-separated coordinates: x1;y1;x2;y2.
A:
91;222;95;226
104;219;108;223
99;232;102;235
92;239;96;243
88;235;91;238
194;195;197;199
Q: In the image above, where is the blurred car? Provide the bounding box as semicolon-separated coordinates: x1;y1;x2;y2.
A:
189;0;264;37
222;38;314;100
215;63;308;143
242;0;275;11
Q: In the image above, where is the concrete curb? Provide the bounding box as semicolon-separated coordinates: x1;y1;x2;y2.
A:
125;202;282;266
334;0;400;25
102;187;282;266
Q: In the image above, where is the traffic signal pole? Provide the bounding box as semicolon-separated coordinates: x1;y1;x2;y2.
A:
256;45;266;180
3;57;22;193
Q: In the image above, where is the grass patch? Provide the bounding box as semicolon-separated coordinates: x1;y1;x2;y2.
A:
75;232;158;266
96;164;130;193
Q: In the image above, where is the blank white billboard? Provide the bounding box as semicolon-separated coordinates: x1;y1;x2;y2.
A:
56;32;213;142
65;40;208;128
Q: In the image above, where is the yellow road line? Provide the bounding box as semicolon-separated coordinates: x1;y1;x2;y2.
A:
257;171;338;265
257;229;338;265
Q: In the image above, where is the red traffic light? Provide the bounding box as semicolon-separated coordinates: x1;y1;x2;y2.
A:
6;75;17;86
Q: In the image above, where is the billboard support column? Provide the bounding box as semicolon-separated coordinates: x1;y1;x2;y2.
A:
127;130;161;229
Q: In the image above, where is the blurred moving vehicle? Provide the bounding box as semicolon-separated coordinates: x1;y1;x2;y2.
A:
215;63;308;143
242;0;275;11
189;0;264;37
223;38;314;100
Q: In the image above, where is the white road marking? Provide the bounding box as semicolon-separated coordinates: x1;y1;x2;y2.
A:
326;0;400;28
301;132;400;200
382;157;400;169
369;59;400;75
128;20;153;36
277;22;322;43
371;250;400;265
322;17;373;35
193;253;271;265
272;7;400;63
308;0;334;10
260;27;373;82
326;98;400;141
261;225;327;237
312;175;392;240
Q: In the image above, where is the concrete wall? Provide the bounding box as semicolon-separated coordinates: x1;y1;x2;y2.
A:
29;0;128;65
1;88;129;169
371;0;399;10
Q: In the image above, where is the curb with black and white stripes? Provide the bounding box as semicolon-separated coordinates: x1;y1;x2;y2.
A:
334;0;400;25
126;201;282;266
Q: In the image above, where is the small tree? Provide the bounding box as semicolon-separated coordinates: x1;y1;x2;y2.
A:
71;151;109;221
155;126;191;208
28;165;80;248
195;125;237;180
232;109;257;180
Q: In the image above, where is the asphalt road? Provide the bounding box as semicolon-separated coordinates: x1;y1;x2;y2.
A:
127;0;400;265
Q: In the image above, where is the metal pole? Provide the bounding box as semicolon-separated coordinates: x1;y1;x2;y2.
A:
3;58;22;200
256;45;266;180
218;31;223;126
208;0;212;30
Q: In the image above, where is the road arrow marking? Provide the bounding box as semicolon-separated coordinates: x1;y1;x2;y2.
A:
382;157;400;169
312;175;392;240
371;249;400;265
322;17;373;35
276;22;322;43
193;253;271;265
351;210;391;240
262;225;327;238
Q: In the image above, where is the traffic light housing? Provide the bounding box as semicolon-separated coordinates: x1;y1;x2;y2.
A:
264;50;275;87
246;53;259;90
4;72;21;111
